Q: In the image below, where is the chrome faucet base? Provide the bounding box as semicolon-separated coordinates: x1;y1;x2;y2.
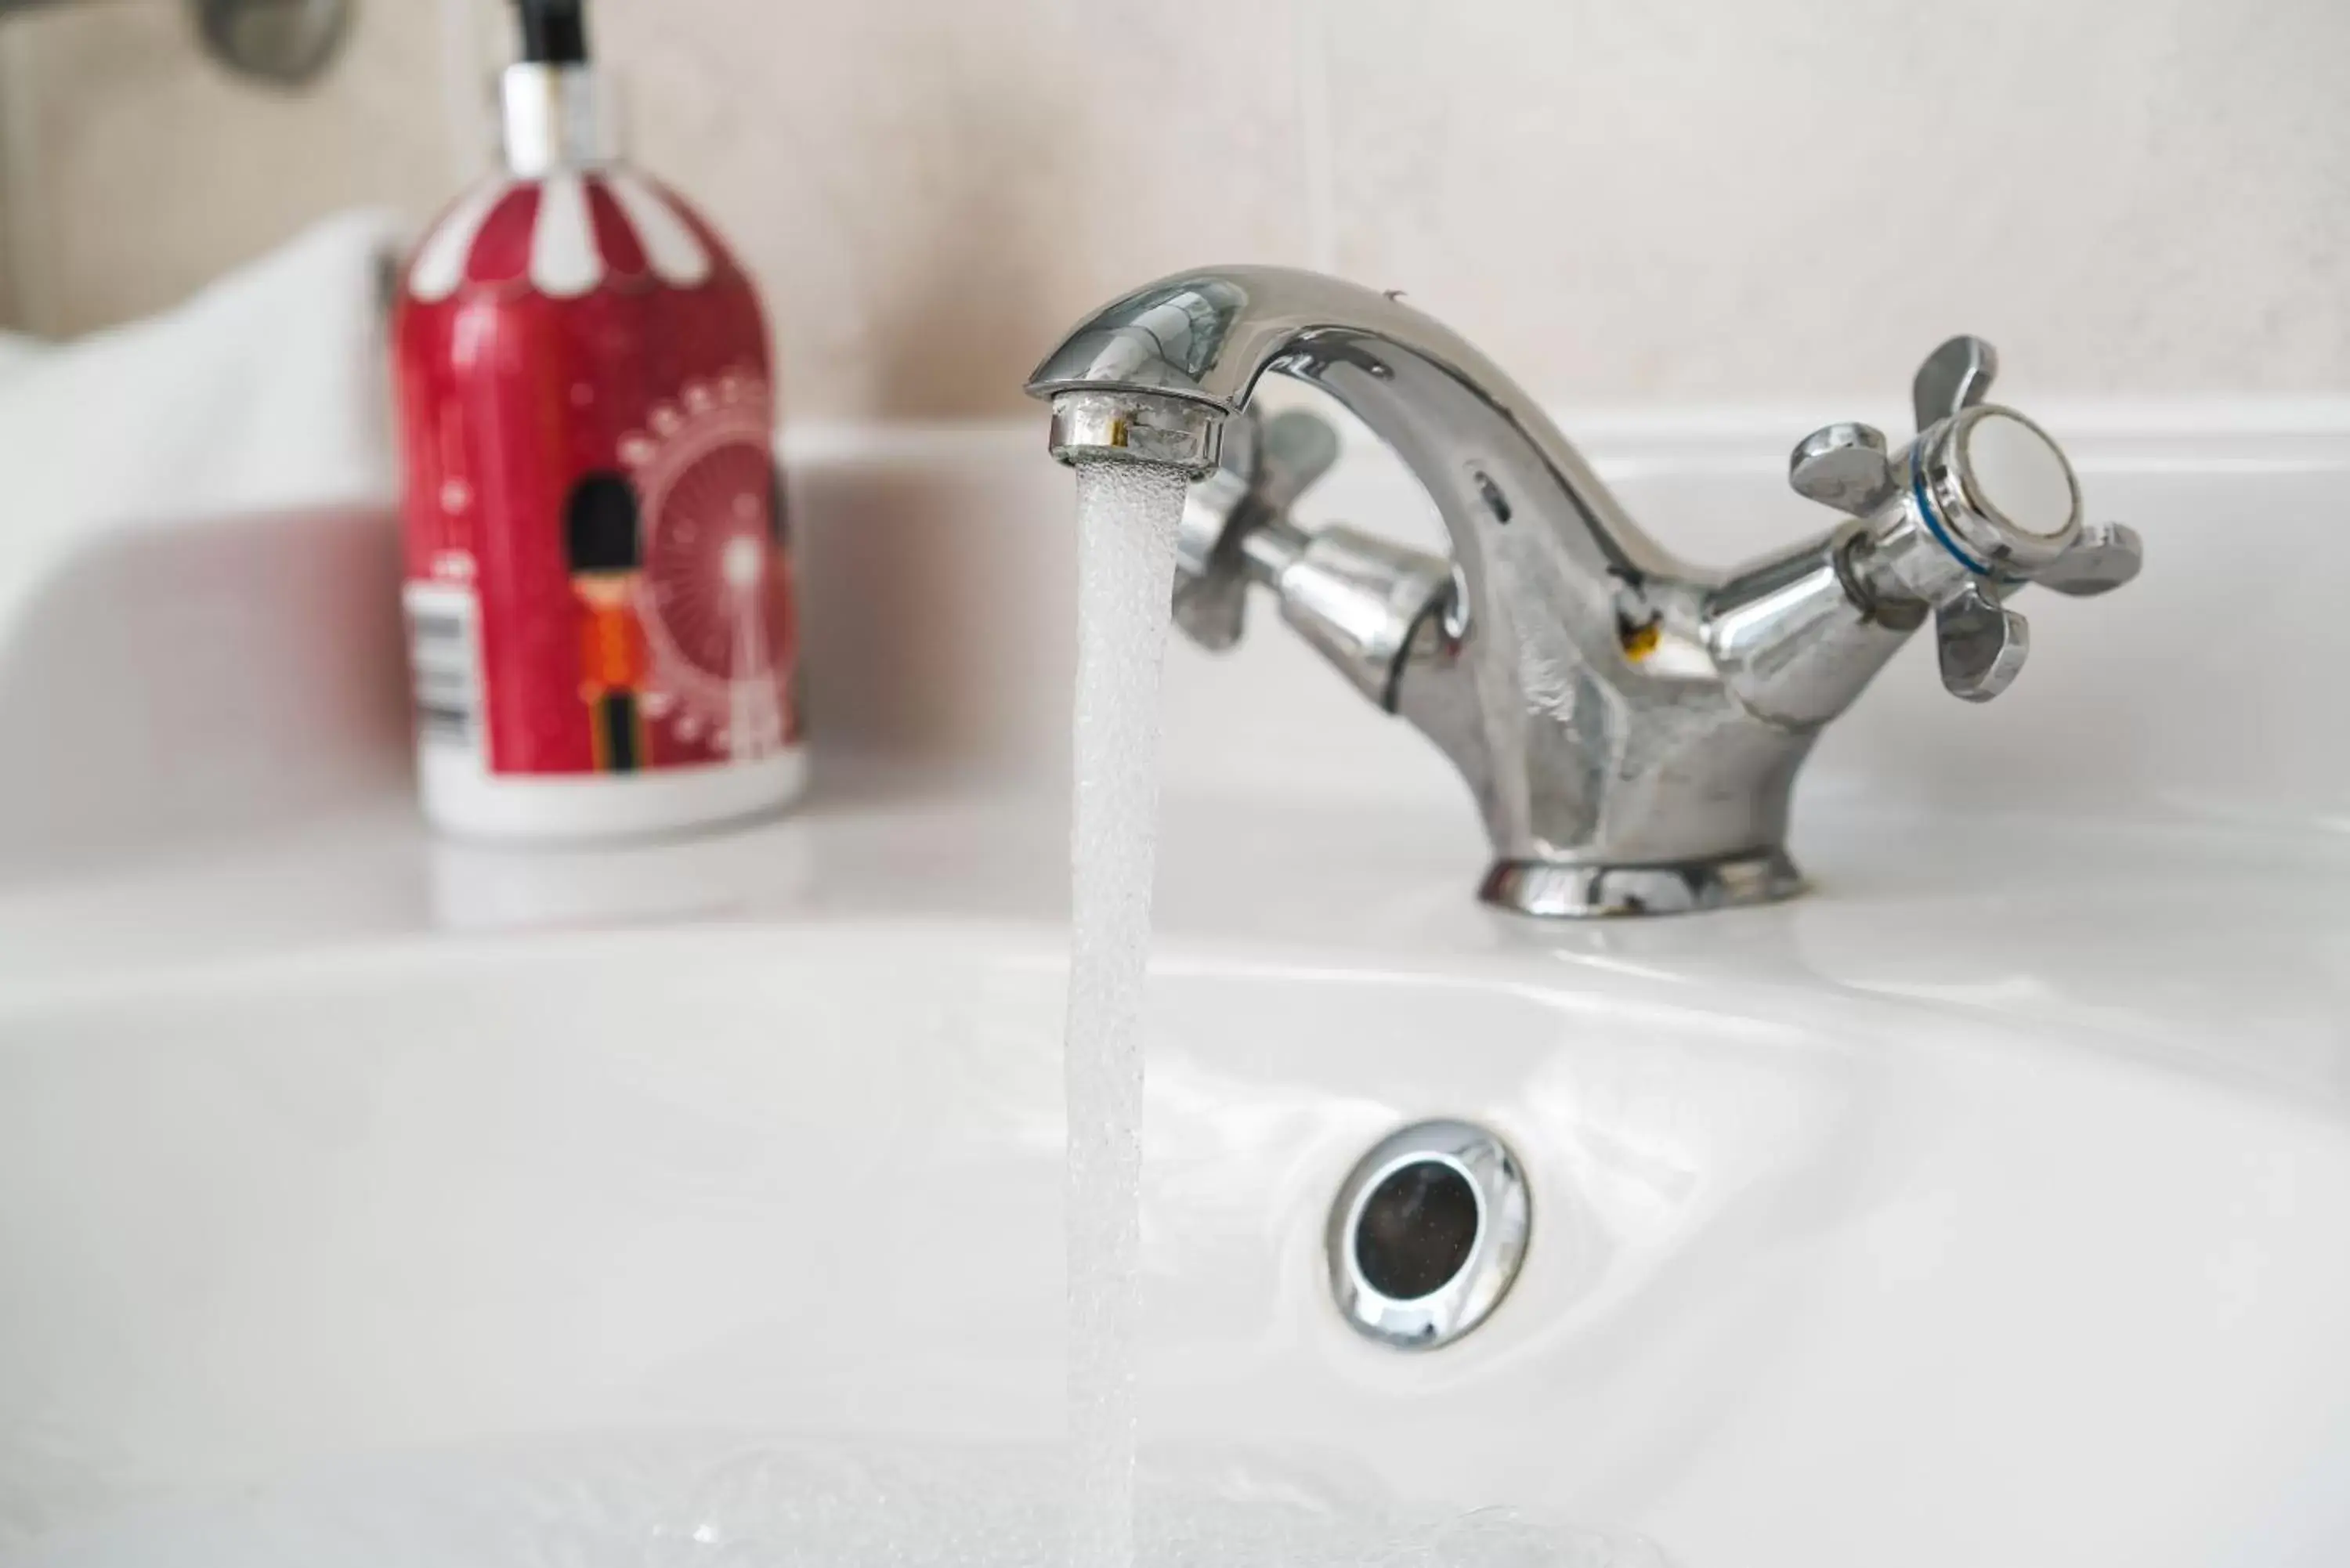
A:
1479;849;1805;920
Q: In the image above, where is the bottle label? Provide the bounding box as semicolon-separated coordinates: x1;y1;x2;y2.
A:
401;369;802;782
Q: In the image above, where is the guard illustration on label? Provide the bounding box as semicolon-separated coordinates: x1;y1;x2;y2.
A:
565;472;651;773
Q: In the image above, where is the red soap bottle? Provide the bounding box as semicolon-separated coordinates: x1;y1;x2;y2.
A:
392;0;803;841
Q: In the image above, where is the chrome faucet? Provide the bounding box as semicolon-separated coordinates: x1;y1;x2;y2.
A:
1026;267;2142;918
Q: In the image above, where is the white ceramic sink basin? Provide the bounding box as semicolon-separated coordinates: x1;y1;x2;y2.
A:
5;798;2350;1567
5;407;2350;1563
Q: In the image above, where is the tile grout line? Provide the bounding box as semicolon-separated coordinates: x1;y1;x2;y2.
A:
0;15;52;333
434;0;498;186
1289;0;1338;276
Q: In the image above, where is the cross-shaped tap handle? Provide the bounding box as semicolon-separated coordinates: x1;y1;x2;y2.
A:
1785;336;2142;703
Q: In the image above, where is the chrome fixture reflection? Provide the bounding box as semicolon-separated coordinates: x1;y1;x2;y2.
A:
1328;1120;1529;1351
191;0;350;85
1027;268;2142;918
0;0;352;87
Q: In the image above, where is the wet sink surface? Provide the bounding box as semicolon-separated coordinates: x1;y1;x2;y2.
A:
5;859;2349;1566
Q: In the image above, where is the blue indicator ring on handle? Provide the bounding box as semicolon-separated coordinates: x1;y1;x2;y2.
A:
1910;443;1994;577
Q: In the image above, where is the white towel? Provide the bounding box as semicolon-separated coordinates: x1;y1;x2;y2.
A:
0;208;404;537
0;210;414;879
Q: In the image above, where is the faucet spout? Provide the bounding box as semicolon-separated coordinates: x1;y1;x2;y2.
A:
1031;269;1757;909
1026;266;1682;582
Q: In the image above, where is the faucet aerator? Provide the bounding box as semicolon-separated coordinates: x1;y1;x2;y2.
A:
1045;389;1223;479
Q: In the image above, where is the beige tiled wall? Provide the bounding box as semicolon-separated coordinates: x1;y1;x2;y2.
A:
0;0;463;336
2;0;2345;417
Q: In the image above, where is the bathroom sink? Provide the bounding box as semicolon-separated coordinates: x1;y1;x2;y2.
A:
4;794;2350;1566
4;405;2350;1563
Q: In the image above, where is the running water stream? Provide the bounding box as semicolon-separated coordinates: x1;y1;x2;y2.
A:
1062;459;1189;1568
1049;457;1663;1568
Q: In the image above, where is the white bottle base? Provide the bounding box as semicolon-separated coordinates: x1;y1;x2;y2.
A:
417;746;808;844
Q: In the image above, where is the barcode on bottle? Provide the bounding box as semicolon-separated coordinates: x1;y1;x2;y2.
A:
403;583;485;754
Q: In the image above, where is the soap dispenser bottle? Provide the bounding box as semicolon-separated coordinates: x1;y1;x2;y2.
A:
392;0;803;841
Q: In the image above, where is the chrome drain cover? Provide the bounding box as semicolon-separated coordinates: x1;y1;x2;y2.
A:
1328;1120;1529;1349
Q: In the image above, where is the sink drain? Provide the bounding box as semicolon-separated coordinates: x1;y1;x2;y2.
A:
1328;1120;1529;1349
